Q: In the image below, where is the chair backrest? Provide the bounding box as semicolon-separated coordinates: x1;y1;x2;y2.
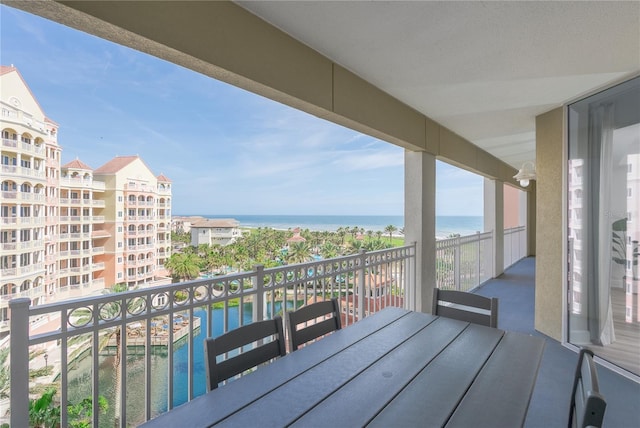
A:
569;349;607;428
204;316;286;391
286;298;342;351
432;288;499;328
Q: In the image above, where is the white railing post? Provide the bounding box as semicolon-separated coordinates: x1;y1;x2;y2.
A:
253;264;265;322
476;232;481;287
10;298;31;428
410;242;417;311
454;236;461;291
357;250;366;320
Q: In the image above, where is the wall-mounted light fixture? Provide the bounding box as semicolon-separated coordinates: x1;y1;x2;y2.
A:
514;162;536;187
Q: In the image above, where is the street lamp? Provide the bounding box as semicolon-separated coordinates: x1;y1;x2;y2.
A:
44;353;48;369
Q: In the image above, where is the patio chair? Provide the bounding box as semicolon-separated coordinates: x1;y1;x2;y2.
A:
286;298;341;351
204;316;286;391
432;288;499;328
568;348;607;428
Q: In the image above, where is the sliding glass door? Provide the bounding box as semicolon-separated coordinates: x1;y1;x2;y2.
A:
567;76;640;376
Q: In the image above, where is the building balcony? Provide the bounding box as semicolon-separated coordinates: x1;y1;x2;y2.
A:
1;165;46;180
0;284;45;305
91;230;111;239
1;138;17;148
59;216;82;223
1;217;44;227
0;262;44;279
92;262;105;271
59;177;106;190
0;239;45;252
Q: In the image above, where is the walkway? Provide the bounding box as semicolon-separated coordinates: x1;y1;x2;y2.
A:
474;257;639;428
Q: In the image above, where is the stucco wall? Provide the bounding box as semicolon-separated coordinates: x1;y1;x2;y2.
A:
535;107;564;340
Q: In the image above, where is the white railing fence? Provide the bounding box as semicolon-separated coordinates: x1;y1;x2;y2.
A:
9;244;415;427
503;226;527;270
435;231;494;292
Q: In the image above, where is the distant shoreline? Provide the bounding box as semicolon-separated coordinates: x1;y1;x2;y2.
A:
175;214;483;237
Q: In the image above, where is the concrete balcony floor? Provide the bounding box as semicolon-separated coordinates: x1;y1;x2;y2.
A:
474;257;640;428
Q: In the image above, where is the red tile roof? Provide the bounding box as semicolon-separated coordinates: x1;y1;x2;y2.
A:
62;159;93;170
157;173;171;182
94;155;140;174
0;65;16;75
191;218;239;228
287;228;306;243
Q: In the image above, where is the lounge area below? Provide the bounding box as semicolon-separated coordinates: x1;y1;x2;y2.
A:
473;257;640;428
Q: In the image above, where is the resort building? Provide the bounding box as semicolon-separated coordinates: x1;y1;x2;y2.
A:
190;218;241;247
55;159;108;300
0;65;58;332
171;215;205;234
0;66;172;334
93;156;172;288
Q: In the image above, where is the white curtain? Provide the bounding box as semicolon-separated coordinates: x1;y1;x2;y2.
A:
594;103;616;345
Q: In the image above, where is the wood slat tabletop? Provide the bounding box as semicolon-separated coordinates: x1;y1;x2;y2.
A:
140;307;545;428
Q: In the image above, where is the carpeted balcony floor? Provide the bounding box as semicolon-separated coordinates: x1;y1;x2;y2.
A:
473;257;640;428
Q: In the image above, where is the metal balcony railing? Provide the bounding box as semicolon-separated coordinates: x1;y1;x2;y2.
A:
434;227;528;292
435;231;493;292
503;226;527;270
8;244;416;427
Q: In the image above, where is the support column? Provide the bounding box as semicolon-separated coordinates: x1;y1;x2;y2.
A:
484;178;504;277
404;150;436;313
527;184;537;256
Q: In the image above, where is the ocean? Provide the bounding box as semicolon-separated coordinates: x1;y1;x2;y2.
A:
190;214;483;238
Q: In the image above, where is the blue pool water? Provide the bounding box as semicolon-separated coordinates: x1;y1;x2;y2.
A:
67;302;296;426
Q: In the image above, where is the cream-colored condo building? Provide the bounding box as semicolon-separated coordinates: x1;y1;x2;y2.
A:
0;66;171;334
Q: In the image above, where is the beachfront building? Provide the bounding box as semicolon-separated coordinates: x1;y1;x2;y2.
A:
172;215;205;234
0;66;172;334
190;218;241;247
93;156;173;288
0;65;58;333
55;159;108;299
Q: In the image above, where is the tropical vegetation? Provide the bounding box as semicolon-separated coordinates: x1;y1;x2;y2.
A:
166;225;404;279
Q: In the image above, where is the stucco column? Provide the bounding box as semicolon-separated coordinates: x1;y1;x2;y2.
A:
535;108;564;341
404;150;436;313
484;178;504;277
526;184;537;256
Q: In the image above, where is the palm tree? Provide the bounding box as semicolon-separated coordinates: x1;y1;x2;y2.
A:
347;239;364;253
165;252;201;282
364;238;388;251
286;242;312;264
339;227;350;246
320;242;340;259
384;225;398;243
197;243;210;258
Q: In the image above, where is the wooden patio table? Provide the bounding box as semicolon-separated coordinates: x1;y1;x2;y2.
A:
139;307;545;428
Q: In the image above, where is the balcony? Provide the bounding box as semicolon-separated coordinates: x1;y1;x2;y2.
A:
0;284;45;305
1;138;17;148
59;177;106;190
5;248;638;428
1;165;46;180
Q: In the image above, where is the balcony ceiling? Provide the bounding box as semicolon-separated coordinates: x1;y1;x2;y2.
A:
236;1;640;169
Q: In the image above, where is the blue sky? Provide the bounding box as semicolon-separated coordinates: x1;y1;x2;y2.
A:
0;5;483;216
